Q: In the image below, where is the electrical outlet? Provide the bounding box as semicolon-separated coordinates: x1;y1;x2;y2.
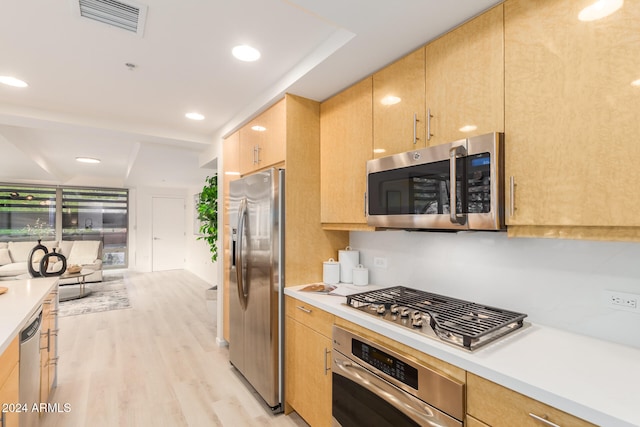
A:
604;290;639;312
373;257;388;269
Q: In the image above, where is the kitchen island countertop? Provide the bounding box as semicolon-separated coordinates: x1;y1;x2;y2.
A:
0;277;59;355
285;284;640;427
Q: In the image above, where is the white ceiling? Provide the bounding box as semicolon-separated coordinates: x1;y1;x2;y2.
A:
0;0;501;189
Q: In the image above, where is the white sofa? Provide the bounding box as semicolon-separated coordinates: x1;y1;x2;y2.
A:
0;240;103;283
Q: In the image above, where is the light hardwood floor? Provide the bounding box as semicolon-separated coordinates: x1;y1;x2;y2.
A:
39;270;309;427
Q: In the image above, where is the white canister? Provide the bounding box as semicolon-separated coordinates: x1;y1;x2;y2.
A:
323;258;340;284
338;246;359;284
352;264;369;286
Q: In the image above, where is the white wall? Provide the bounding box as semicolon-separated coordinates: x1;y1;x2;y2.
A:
350;230;640;349
129;186;217;285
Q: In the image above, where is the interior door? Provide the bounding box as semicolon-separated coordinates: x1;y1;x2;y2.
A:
152;197;185;271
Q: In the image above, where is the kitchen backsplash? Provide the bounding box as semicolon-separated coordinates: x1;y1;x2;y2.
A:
350;230;640;349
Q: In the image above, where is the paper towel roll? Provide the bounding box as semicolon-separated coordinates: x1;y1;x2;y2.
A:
338;246;359;283
323;258;340;284
352;264;368;286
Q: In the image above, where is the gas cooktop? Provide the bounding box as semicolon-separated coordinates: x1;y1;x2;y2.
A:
345;286;527;351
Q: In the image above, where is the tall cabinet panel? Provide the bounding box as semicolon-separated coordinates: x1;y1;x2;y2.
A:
372;47;426;157
504;0;640;233
222;131;240;342
425;4;504;146
320;78;374;230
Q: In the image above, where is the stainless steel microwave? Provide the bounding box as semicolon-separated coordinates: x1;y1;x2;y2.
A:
366;132;505;231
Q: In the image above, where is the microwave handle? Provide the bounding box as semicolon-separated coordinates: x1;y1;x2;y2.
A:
449;145;467;225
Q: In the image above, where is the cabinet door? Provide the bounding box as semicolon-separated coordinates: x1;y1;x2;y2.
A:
373;47;426;156
320;77;374;229
467;373;597;427
285;316;333;427
505;0;640;228
0;364;20;427
239;99;286;175
425;4;504;146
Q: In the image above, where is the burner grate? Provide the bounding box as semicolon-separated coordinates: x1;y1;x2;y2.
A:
346;286;527;350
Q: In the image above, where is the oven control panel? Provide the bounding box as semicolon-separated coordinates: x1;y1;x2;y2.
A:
352;338;418;390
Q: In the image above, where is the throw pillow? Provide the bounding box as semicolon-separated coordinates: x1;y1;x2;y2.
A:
68;241;101;264
0;248;12;265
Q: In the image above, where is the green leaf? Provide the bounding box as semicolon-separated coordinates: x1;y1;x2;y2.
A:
196;175;219;262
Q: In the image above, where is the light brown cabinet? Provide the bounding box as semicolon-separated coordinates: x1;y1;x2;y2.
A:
40;288;58;406
504;0;640;239
425;4;504;146
221;130;240;342
373;47;426;156
239;99;286;175
320;77;374;230
0;336;20;427
467;373;597;427
284;296;334;427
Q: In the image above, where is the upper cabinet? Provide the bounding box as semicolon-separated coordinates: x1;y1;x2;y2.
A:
239;99;286;175
372;47;426;157
320;77;374;230
425;4;504;146
504;0;640;236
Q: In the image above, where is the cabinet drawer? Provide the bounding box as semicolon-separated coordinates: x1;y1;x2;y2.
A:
0;335;19;386
467;373;597;427
285;296;334;338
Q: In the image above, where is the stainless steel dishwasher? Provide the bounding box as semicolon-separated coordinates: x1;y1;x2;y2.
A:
19;306;43;427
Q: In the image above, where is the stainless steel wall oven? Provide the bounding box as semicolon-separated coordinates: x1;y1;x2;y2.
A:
332;326;464;427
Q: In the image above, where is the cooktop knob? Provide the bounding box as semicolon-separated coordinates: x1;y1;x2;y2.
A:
376;305;386;315
412;317;423;328
400;307;410;317
390;304;399;314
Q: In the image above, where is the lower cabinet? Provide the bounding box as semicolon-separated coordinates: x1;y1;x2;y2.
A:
40;288;59;406
285;296;334;427
0;336;20;427
466;373;597;427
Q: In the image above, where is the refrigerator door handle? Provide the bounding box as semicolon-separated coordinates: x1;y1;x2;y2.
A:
236;198;249;310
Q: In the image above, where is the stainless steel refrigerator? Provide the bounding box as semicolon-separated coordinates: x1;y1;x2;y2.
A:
228;167;284;412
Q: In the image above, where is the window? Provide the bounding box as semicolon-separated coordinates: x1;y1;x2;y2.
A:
0;184;129;269
0;185;56;242
62;188;128;268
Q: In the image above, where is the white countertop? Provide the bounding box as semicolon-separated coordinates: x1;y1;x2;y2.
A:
286;284;640;427
0;277;59;355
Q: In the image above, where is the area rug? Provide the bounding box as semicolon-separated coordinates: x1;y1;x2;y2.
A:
58;277;131;317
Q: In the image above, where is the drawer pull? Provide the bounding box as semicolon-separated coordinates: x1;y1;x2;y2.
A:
529;413;561;427
296;306;312;314
324;348;331;375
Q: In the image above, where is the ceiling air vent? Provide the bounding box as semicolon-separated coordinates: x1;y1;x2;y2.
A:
78;0;148;36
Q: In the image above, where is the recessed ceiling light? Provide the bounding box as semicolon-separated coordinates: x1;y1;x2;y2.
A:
232;45;261;62
186;112;205;120
76;157;101;164
380;95;401;106
0;76;28;88
251;125;266;132
578;0;623;21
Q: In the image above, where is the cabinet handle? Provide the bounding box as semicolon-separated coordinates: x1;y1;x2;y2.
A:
324;348;331;375
529;413;561;427
296;306;312;314
509;176;516;217
413;113;418;144
364;192;367;217
427;108;433;141
255;145;261;164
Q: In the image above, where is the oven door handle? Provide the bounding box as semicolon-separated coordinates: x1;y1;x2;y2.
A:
333;356;461;427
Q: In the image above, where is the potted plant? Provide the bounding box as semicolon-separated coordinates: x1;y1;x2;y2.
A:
197;175;218;262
